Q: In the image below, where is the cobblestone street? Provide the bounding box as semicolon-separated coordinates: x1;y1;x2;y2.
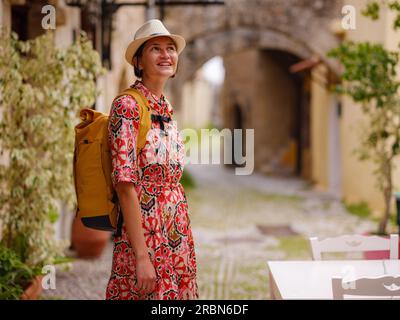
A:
41;163;376;300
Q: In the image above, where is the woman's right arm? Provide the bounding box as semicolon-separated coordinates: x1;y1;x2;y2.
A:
109;95;156;294
115;182;156;293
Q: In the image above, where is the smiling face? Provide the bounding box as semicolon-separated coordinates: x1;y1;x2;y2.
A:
136;36;178;80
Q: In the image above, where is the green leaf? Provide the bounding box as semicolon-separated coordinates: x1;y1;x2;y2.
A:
0;26;105;267
47;205;59;224
362;1;380;20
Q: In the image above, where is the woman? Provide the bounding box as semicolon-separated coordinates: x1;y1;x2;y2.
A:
106;19;198;300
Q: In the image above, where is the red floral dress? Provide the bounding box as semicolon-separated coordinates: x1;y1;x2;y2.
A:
105;80;198;300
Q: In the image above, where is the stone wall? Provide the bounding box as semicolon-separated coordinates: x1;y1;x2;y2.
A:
166;0;342;90
161;0;344;177
223;48;300;174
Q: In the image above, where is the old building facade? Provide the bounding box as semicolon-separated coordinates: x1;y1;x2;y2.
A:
166;0;400;216
1;0;399;220
0;0;146;239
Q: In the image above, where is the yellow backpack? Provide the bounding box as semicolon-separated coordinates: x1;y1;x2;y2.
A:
73;88;151;233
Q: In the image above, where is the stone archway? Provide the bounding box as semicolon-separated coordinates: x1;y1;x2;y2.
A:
165;0;342;107
180;27;316;83
164;0;342;177
174;30;337;94
168;27;319;109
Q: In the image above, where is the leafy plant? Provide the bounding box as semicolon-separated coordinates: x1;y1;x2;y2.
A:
328;1;400;235
0;28;105;270
344;201;371;219
0;243;41;300
180;170;196;190
363;0;400;29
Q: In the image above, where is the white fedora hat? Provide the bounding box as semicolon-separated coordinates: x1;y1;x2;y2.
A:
125;19;186;66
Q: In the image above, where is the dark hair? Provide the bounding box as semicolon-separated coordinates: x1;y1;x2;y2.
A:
133;43;146;78
132;40;178;79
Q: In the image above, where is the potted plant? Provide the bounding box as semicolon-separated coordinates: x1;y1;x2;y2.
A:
0;28;105;297
0;243;42;300
328;1;400;258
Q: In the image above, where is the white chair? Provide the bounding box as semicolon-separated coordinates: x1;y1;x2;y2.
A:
332;275;400;299
309;234;399;260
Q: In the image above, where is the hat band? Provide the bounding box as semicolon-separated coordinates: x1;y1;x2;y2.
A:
134;32;169;40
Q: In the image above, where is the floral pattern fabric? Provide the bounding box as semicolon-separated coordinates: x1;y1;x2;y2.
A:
105;80;198;300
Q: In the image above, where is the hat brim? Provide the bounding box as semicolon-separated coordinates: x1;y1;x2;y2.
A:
125;34;186;66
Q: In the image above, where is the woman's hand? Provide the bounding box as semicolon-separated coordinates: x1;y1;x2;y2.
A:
136;254;157;294
115;182;157;294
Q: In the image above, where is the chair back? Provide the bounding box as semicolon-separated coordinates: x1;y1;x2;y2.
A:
309;234;399;260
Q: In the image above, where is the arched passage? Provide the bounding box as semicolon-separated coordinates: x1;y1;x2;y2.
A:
169;25;339;109
220;48;312;177
165;2;341;178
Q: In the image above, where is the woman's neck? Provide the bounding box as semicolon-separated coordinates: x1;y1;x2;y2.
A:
141;77;166;99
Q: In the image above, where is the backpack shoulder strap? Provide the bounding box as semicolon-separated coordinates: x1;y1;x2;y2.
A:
114;87;151;155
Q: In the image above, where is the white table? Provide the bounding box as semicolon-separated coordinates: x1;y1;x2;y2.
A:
267;260;400;300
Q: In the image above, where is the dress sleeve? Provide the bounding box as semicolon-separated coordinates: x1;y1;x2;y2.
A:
108;94;141;187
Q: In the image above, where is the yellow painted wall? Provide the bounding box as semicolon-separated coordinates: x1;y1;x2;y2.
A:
181;72;215;129
340;0;400;215
0;1;146;240
0;0;12;28
340;95;384;212
311;64;330;191
98;7;145;113
385;4;400;208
